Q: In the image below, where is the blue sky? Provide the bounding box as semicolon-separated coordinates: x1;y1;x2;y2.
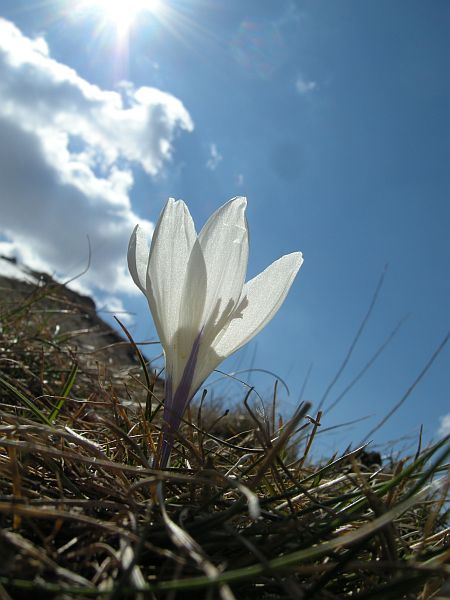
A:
0;0;448;455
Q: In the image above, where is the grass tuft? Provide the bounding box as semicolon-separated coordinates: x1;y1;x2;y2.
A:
0;273;449;599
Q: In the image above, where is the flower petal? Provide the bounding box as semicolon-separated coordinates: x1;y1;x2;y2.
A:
170;239;208;391
127;224;149;294
178;239;207;335
198;196;249;328
213;252;304;358
146;198;197;350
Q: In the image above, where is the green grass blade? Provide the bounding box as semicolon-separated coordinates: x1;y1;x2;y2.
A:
114;316;155;420
0;374;52;425
48;363;78;424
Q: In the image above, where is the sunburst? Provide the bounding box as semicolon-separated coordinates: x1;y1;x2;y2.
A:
77;0;162;36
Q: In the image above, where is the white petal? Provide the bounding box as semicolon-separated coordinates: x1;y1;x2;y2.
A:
198;197;249;328
178;239;207;335
213;252;304;358
171;239;208;390
146;199;197;350
127;224;149;294
190;343;222;397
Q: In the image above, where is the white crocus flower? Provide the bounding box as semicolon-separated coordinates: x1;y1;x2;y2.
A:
128;197;303;467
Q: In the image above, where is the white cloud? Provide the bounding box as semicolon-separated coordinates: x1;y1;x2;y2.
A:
206;143;223;171
0;254;37;284
295;75;317;95
97;296;134;325
438;413;450;437
0;18;193;295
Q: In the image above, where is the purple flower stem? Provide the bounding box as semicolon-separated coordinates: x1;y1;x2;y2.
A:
157;332;202;469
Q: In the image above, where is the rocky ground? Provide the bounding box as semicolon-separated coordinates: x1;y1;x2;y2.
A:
0;255;164;403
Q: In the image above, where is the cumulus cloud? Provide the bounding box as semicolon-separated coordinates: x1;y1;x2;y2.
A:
0;18;193;295
295;74;317;95
206;143;223;171
98;296;134;325
438;413;450;437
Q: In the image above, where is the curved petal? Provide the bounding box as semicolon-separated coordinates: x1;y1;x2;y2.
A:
190;343;222;399
170;239;208;391
146;199;197;351
213;252;304;359
179;239;208;335
127;224;149;295
198;196;249;328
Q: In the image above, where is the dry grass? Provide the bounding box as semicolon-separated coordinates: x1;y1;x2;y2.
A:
0;273;449;599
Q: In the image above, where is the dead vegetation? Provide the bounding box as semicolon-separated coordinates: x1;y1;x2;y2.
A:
0;271;449;599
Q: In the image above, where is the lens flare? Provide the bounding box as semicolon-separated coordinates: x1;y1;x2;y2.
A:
78;0;161;36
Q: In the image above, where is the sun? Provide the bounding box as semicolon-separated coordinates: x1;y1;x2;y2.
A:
79;0;162;36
